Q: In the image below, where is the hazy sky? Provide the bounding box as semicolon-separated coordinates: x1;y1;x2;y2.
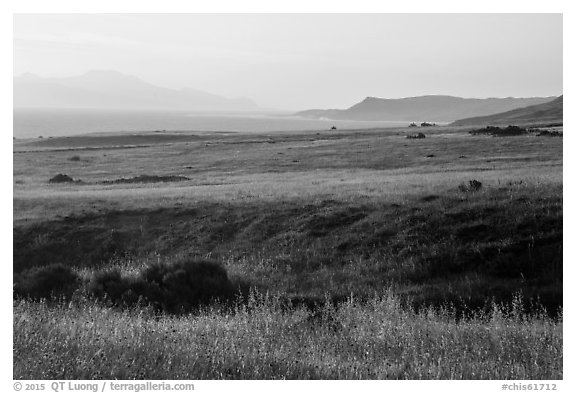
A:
14;13;562;110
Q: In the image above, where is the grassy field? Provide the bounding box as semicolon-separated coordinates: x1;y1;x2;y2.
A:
13;125;563;379
14;293;561;380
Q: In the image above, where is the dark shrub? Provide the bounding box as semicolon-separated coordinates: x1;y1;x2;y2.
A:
470;125;527;136
87;269;131;305
458;180;483;193
101;175;189;185
49;174;75;183
141;260;236;313
470;126;501;135
499;125;527;136
37;259;239;313
14;264;79;300
537;130;562;137
88;269;159;307
406;132;426;139
421;195;440;202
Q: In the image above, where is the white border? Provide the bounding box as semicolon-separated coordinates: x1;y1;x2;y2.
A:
3;2;571;391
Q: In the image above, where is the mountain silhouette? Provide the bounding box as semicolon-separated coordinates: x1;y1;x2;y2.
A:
14;71;260;112
296;95;556;122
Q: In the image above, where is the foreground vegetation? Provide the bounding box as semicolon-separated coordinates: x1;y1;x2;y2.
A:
13;126;563;379
14;292;562;380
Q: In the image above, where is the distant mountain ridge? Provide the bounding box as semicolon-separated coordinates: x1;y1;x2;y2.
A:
14;71;260;112
450;96;563;126
296;95;556;122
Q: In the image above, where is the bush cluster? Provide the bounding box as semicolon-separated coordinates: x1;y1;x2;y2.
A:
537;130;562;137
406;132;426;139
101;175;190;185
87;260;237;313
14;260;239;314
470;125;527;136
458;179;483;193
14;264;80;300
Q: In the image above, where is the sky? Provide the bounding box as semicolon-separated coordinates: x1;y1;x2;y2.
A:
13;13;563;110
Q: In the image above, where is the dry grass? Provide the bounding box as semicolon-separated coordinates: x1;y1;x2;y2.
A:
14;127;561;222
13;292;562;380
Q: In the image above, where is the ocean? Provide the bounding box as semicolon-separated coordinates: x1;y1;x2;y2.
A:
13;109;408;139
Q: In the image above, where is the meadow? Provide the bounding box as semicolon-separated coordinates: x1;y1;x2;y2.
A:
13;125;563;379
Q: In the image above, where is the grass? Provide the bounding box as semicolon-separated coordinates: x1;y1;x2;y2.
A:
13;126;563;379
13;126;561;224
13;180;562;316
13;292;562;380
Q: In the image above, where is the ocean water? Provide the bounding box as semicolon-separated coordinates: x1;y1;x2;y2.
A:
13;109;408;139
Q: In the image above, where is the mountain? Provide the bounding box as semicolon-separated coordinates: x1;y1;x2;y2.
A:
451;96;563;126
296;95;556;122
14;71;260;112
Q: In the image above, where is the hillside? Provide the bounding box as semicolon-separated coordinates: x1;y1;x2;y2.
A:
296;95;555;122
14;71;260;112
451;96;563;126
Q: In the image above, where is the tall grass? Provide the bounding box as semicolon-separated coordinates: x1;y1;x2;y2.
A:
14;291;562;380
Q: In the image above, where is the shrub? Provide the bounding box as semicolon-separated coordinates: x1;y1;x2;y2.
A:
14;264;79;300
458;180;483;193
87;269;131;305
68;156;81;162
499;125;527;136
406;132;426;139
141;260;236;313
537;130;562;137
101;175;189;185
87;268;158;307
470;125;527;137
86;260;237;313
49;174;75;184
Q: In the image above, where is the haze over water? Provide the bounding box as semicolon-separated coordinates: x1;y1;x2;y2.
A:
13;109;409;139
